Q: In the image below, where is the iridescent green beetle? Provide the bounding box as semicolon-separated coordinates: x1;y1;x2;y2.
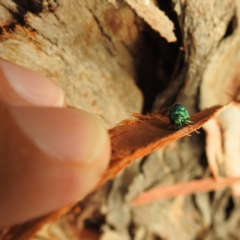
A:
167;103;193;130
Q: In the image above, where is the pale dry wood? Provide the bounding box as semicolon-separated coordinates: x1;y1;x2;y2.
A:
124;0;176;42
0;0;142;128
106;0;117;7
0;0;142;239
1;0;240;240
199;1;240;195
128;1;240;239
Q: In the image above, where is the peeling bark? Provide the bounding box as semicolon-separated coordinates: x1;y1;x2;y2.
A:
1;0;240;240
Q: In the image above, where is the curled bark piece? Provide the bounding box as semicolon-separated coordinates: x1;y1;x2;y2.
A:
100;105;223;183
1;105;223;240
124;0;176;42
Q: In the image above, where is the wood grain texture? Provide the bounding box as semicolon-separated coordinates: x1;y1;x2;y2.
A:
0;0;142;128
1;0;240;239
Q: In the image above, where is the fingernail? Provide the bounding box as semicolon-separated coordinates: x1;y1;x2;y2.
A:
10;107;109;163
0;59;65;107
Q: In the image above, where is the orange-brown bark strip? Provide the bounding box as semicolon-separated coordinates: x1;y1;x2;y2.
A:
1;105;223;240
131;177;240;206
98;105;223;184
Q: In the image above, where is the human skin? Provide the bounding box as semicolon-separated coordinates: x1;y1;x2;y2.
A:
0;59;111;228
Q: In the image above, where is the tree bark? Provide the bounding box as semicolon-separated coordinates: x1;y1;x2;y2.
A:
1;0;240;239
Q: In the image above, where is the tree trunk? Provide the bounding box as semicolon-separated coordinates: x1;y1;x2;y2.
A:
1;0;240;239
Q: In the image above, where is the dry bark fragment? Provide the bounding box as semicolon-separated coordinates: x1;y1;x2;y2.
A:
1;105;223;240
204;103;240;196
131;177;240;206
123;0;176;42
102;105;223;182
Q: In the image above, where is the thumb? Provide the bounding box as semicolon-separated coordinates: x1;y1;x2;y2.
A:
0;102;110;228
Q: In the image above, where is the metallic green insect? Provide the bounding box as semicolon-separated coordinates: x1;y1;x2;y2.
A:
167;103;193;130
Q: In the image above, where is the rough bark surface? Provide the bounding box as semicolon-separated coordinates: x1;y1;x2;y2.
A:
0;0;143;127
1;0;240;240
